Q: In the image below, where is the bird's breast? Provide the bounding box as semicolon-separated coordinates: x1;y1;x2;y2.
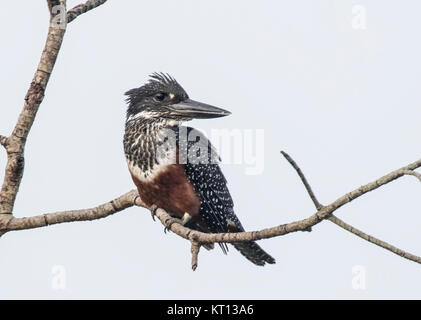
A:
129;162;201;218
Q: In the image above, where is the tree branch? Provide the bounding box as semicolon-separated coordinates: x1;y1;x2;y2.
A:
67;0;108;23
1;155;421;268
1;190;138;232
328;214;421;264
0;0;106;222
191;241;201;271
144;155;421;267
281;151;421;265
281;151;323;210
402;169;421;183
142;153;421;244
0;2;67;217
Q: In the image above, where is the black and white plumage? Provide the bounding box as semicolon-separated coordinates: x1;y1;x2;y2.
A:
123;73;275;266
181;128;275;265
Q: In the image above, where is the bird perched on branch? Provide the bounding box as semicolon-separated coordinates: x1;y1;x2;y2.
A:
123;73;275;266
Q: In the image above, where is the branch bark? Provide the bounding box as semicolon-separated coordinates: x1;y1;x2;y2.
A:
281;151;421;265
146;155;421;266
0;0;108;222
67;0;108;23
0;3;67;217
402;169;421;183
281;151;322;210
191;242;201;271
1;190;138;232
1;154;421;268
328;214;421;264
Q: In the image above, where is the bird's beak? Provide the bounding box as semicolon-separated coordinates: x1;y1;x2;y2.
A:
167;99;231;119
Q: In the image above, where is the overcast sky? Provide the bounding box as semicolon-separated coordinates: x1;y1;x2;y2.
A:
1;0;421;299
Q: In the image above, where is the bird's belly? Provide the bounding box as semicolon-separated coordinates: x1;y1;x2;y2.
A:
128;162;200;218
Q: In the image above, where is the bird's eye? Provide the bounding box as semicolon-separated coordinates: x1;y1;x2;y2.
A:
154;92;166;102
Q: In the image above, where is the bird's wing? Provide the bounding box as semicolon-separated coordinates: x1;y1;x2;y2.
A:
176;126;239;253
175;126;275;265
184;162;232;254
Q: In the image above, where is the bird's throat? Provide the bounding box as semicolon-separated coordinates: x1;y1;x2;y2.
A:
124;120;179;181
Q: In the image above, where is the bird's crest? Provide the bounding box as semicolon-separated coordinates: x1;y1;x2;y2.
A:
125;72;188;106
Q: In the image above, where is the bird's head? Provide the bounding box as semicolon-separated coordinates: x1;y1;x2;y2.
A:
124;73;231;125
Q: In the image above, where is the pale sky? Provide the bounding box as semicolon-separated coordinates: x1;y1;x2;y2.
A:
1;0;421;299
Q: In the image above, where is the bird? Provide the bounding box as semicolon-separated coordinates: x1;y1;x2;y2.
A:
123;73;275;266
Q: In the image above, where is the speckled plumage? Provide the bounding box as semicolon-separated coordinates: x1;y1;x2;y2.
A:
123;73;275;266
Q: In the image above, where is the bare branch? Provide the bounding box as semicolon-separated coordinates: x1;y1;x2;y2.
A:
191;242;201;271
282;152;421;265
144;156;421;267
329;214;421;264
1;0;108;219
402;169;421;183
2;190;138;232
2;156;421;242
0;3;67;216
67;0;107;23
1;155;421;268
281;151;323;210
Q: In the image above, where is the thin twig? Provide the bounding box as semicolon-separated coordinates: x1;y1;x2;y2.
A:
329;214;421;264
281;152;421;266
402;170;421;183
67;0;107;23
281;151;323;210
191;241;201;271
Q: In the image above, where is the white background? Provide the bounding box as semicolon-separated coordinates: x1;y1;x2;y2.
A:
0;0;420;299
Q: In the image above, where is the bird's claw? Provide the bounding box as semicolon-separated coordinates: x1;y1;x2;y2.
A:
150;204;158;221
163;217;181;234
164;213;191;233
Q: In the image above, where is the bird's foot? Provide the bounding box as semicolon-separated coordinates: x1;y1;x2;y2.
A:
149;204;158;221
163;213;192;234
163;217;181;234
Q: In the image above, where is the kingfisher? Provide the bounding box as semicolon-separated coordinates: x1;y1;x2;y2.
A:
123;73;275;266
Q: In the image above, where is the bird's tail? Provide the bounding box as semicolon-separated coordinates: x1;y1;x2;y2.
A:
232;241;275;266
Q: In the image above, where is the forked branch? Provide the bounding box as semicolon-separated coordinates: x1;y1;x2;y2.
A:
280;151;421;266
0;1;108;218
1;153;420;270
67;0;108;23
